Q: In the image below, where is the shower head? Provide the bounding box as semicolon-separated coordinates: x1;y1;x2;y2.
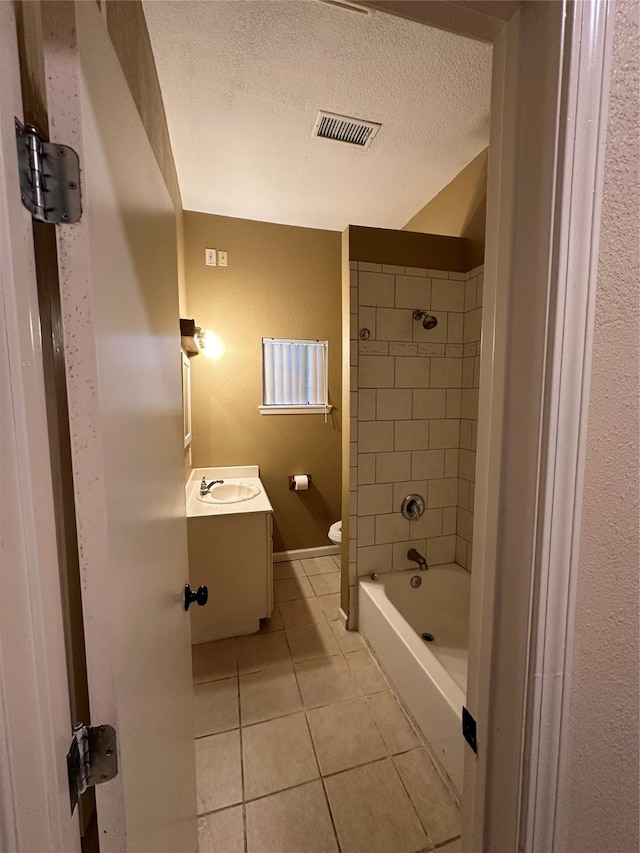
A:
413;310;438;330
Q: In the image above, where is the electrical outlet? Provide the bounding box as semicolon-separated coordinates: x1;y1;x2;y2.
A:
205;248;217;266
218;250;228;267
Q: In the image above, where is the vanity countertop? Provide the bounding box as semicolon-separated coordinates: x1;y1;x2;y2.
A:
186;466;273;518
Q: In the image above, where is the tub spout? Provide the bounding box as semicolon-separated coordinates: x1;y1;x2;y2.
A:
407;548;428;571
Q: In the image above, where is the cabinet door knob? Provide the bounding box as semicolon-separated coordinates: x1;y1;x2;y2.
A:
184;584;209;611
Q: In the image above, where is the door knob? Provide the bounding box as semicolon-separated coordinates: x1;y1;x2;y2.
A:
184;584;208;611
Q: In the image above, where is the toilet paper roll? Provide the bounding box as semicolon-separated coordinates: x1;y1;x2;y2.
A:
293;474;310;491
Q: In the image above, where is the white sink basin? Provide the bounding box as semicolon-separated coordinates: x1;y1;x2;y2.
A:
187;467;272;518
197;482;260;504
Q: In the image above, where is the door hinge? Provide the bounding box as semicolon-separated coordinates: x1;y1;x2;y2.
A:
15;119;82;224
462;706;478;754
66;723;117;814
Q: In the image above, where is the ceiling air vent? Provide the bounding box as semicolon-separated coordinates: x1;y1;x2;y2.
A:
312;111;381;149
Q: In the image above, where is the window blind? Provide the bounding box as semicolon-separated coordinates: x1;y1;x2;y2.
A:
262;338;328;408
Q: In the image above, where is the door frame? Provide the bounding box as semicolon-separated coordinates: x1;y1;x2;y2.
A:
2;0;615;850
364;1;614;851
0;3;80;851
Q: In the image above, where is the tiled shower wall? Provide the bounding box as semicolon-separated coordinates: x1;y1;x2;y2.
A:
347;261;484;620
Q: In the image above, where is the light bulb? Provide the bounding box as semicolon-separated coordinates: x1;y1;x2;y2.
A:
202;330;224;360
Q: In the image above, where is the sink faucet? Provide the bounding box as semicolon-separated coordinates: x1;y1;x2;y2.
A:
200;477;223;496
407;548;428;571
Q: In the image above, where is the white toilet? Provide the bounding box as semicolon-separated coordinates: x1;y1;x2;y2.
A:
328;520;342;545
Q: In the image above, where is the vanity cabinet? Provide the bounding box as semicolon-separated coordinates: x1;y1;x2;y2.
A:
187;510;273;643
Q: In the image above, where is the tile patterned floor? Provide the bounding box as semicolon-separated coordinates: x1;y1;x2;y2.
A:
193;555;462;853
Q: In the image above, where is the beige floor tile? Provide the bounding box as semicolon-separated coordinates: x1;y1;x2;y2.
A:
295;655;361;709
240;666;302;726
246;780;338;853
329;620;366;654
286;622;340;663
307;696;387;775
194;677;239;738
242;712;319;800
192;638;238;684
302;556;339;576
195;730;242;814
198;806;244;853
238;631;292;675
309;573;341;597
317;593;341;622
273;559;306;580
393;748;461;846
279;597;327;629
325;758;428;853
259;603;283;633
331;554;341;570
365;691;420;754
346;649;388;694
274;576;314;601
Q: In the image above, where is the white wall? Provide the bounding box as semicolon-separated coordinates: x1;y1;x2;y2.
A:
564;2;640;850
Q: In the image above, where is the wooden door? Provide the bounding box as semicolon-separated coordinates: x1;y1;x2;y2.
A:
38;3;197;851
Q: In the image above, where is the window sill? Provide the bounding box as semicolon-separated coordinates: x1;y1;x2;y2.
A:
258;405;333;416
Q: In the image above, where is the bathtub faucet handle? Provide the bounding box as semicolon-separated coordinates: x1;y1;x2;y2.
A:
407;548;428;571
401;494;425;521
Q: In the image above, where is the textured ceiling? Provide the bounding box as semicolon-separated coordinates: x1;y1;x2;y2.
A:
143;0;492;232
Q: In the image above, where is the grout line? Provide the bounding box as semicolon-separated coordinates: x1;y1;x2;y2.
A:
196;801;245;821
321;754;389;782
319;751;410;783
320;776;343;852
434;837;462;850
198;745;433;817
241;707;305;732
361;692;397;758
193;673;237;687
239;777;321;809
236;664;248;853
391;751;434;850
297;705;342;853
194;723;240;740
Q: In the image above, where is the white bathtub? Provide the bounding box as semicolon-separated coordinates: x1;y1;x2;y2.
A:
359;563;470;795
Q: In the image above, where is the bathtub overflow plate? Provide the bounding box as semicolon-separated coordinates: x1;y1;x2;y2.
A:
410;575;422;588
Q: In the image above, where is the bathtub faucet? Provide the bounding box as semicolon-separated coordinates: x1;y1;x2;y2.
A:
407;548;428;571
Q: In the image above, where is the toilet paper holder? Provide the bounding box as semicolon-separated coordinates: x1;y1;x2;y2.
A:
289;474;312;490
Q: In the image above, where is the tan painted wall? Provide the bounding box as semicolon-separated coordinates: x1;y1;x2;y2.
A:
184;212;342;552
403;148;488;269
564;2;640;849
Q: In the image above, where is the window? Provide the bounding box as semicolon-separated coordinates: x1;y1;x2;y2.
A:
260;338;332;416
